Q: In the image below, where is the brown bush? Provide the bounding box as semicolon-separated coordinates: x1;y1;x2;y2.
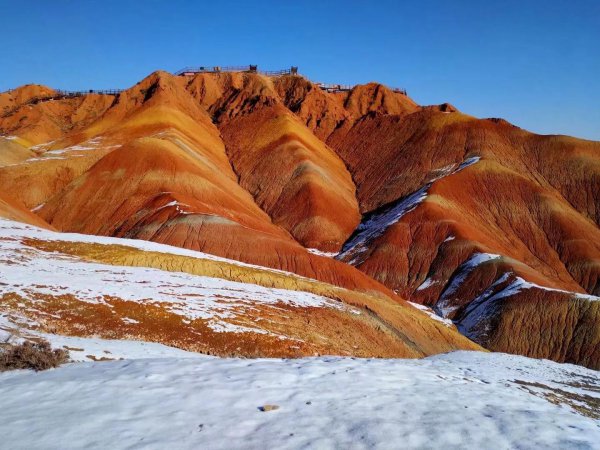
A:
0;340;69;372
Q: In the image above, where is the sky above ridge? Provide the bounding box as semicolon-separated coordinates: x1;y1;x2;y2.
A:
1;0;599;140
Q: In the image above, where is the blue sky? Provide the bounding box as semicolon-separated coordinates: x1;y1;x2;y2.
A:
1;0;599;140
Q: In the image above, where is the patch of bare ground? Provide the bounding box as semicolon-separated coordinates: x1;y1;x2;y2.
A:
0;339;69;372
513;379;600;419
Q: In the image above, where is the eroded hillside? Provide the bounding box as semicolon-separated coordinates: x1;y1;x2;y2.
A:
1;68;599;367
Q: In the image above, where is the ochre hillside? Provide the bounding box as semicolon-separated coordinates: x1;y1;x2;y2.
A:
1;67;599;368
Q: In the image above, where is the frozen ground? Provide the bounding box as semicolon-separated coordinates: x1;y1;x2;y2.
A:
0;314;200;361
0;351;598;450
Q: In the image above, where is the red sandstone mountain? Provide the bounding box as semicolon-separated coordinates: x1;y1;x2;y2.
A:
1;69;599;368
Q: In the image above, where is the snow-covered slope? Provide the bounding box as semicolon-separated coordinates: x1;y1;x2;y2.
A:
0;217;479;358
0;218;345;337
0;224;342;335
0;351;598;450
0;218;312;277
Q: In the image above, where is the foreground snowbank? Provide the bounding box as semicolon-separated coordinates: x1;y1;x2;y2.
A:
0;351;598;449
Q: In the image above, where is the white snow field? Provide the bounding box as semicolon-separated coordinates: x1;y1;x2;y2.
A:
0;351;598;450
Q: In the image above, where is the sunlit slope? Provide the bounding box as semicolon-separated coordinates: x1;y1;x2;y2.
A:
343;160;600;296
274;77;420;140
327;107;600;221
0;219;479;358
221;105;360;251
0;72;403;296
0;137;34;166
188;72;361;251
0;85;114;146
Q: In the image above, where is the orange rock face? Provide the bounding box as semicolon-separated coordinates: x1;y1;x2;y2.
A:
1;70;599;367
328;106;600;368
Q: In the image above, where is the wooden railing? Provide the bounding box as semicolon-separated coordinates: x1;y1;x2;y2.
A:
1;89;122;99
261;69;296;77
175;66;407;95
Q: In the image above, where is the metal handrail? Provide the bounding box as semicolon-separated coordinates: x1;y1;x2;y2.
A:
55;89;123;96
315;82;407;95
175;65;297;77
1;89;124;118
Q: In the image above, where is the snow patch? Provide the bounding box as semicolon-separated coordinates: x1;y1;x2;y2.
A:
459;274;600;341
155;200;192;215
455;272;514;339
435;252;502;317
29;140;56;151
0;315;199;361
456;156;480;171
306;248;338;258
408;302;453;327
0;218;319;280
8;137;121;167
337;186;428;264
416;277;438;291
497;276;600;302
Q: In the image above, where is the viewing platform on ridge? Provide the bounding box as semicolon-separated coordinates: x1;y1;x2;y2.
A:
174;65;407;95
1;66;408;112
174;65;299;77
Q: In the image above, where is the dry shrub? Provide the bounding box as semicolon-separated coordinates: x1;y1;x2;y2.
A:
0;340;69;372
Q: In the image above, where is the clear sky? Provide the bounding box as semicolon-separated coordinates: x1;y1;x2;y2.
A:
2;0;599;140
